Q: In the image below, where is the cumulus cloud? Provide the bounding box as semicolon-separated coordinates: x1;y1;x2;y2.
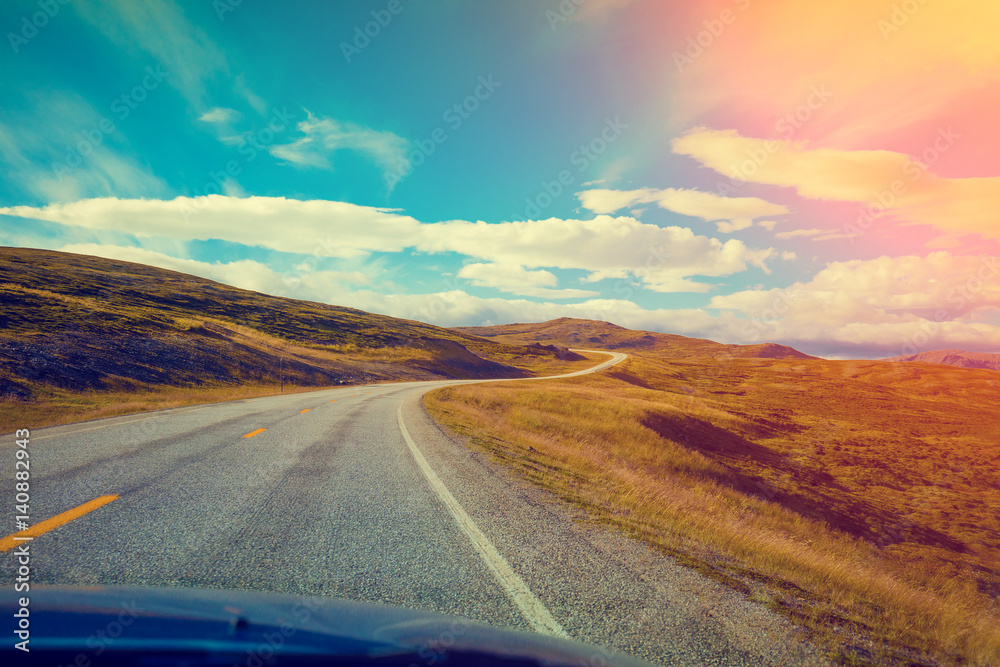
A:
456;263;599;299
672;127;1000;242
576;187;788;233
709;252;1000;355
1;195;779;293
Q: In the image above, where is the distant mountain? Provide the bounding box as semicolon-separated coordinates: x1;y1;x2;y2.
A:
881;349;1000;371
454;317;819;360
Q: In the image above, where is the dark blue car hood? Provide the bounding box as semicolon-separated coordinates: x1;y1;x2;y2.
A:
2;585;653;666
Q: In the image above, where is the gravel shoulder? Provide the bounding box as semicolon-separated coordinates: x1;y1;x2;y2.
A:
402;388;830;666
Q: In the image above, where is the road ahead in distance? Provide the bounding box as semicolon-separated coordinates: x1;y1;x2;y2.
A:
2;350;823;666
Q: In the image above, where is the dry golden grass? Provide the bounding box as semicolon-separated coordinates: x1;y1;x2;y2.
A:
424;353;1000;666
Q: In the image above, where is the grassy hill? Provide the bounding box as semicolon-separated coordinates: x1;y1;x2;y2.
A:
426;333;1000;665
456;317;819;359
0;247;586;431
882;349;1000;371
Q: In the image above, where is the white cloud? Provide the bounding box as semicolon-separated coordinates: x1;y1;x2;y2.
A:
57;243;370;300
72;0;229;110
426;215;778;292
73;0;270;133
457;263;599;299
709;252;1000;355
3;196;420;259
671;127;1000;242
774;228;849;241
270;111;410;179
0;94;168;202
715;218;753;234
234;74;267;115
576;187;789;232
199;107;240;124
1;195;779;293
775;228;823;239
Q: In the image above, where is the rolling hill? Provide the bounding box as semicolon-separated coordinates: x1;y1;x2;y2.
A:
0;247;584;430
882;348;1000;371
456;317;819;360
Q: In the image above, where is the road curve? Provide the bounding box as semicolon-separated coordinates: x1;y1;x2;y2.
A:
1;349;824;666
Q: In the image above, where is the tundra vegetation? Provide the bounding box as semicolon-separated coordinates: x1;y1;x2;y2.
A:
428;322;1000;666
0;248;588;432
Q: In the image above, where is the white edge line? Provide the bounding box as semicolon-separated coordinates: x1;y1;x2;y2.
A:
397;403;569;638
394;350;626;638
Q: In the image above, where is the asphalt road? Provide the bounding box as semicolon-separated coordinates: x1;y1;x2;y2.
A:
1;351;825;665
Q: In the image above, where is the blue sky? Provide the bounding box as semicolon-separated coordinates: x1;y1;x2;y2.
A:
2;0;998;358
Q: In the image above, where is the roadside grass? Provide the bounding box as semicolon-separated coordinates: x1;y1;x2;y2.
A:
423;353;1000;666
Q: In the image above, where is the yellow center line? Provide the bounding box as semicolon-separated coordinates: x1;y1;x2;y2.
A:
329;399;338;402
299;408;311;413
243;428;267;438
0;495;119;552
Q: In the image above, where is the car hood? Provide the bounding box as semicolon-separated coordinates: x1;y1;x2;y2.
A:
3;585;653;666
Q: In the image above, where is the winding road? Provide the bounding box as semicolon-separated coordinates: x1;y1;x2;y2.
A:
1;350;824;665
